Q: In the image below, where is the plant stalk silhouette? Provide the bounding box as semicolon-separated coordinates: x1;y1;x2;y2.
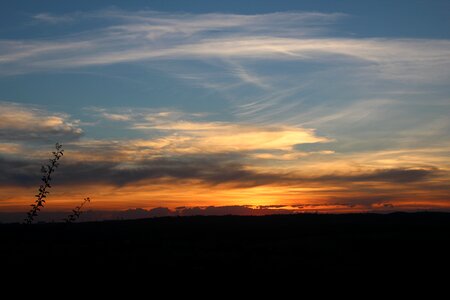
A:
64;197;91;223
24;143;64;224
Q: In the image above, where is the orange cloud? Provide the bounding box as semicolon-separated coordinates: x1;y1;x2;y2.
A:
132;121;330;152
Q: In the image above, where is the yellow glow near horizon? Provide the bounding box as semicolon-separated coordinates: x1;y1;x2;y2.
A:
2;176;450;213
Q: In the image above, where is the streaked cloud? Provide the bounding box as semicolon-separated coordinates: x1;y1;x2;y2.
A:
33;12;75;24
1;102;446;214
0;101;83;141
88;107;133;121
86;106;330;155
135;121;327;152
1;145;447;214
0;143;22;155
0;9;448;84
4;36;449;84
0;147;442;188
0;8;449;214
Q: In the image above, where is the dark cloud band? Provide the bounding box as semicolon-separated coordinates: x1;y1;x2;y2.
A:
0;154;442;188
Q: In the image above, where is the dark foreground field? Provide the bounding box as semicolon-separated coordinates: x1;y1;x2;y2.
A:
2;213;450;279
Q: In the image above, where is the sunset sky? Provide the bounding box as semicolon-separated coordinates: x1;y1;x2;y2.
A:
1;0;450;216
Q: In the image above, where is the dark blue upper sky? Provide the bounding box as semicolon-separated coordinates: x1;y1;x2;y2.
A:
1;0;450;39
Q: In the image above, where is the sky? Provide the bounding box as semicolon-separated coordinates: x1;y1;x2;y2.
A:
1;0;450;217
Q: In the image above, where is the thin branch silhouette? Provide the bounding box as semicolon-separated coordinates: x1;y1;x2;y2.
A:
64;197;91;223
24;143;64;224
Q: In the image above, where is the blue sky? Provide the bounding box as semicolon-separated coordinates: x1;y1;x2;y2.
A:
2;1;450;38
0;1;449;213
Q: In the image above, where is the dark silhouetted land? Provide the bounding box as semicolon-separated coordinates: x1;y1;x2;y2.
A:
2;212;450;278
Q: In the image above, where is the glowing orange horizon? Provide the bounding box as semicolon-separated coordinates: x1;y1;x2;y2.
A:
2;179;450;213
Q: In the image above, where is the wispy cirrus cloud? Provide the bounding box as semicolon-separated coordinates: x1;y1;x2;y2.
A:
1;9;448;82
4;35;449;82
33;13;76;24
0;10;343;71
2;9;449;132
